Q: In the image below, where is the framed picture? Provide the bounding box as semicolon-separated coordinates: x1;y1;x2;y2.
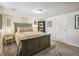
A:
7;18;11;26
34;21;37;25
21;17;28;22
47;20;52;27
75;15;79;29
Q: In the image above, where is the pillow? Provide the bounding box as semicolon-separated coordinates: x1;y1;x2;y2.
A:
26;27;33;31
17;27;26;32
17;27;33;32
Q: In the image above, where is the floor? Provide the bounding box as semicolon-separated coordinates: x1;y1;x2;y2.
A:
1;40;79;56
0;43;17;56
34;40;79;56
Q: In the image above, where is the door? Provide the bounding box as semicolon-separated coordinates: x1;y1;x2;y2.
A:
55;16;67;42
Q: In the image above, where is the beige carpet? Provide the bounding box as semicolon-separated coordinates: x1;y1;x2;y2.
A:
1;40;79;56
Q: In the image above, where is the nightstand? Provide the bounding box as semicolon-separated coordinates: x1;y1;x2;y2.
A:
3;34;14;46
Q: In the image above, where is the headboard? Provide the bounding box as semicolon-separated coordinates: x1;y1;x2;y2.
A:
14;23;33;33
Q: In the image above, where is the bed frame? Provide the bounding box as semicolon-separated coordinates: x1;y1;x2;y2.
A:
14;23;50;56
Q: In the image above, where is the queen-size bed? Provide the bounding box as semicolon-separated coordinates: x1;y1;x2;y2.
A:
14;23;50;56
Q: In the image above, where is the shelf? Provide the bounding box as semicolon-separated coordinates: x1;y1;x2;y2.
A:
38;21;45;32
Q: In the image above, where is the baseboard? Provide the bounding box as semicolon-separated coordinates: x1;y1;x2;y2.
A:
56;40;79;48
62;41;79;48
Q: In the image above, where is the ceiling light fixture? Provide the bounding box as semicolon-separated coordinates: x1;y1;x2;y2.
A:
33;8;45;14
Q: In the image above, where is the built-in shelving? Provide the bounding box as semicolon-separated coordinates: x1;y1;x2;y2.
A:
38;21;45;32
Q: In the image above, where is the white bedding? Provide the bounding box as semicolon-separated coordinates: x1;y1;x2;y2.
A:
15;31;47;45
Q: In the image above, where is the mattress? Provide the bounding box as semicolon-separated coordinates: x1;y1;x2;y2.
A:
15;31;47;46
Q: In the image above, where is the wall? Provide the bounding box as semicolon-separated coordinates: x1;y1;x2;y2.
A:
0;5;4;54
45;11;79;47
2;7;29;35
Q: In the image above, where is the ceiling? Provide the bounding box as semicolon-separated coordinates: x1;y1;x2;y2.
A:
0;2;79;18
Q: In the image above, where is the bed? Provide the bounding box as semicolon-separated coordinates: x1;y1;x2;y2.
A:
14;23;50;56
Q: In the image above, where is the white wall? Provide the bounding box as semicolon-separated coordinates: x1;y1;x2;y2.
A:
45;11;79;47
2;7;29;35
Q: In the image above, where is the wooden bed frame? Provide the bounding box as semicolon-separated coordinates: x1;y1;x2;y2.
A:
14;23;50;56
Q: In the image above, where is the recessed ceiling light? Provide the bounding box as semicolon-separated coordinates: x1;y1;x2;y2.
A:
33;8;45;14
